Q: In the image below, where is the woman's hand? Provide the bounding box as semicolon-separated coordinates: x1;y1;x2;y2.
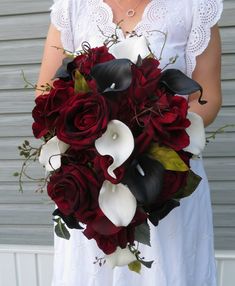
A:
189;24;222;127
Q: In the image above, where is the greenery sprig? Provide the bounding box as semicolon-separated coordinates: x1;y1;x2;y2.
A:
14;140;48;193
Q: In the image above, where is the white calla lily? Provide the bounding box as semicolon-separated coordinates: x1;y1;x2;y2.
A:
109;36;150;63
183;112;206;155
95;120;134;179
105;247;137;268
39;136;69;172
99;181;137;227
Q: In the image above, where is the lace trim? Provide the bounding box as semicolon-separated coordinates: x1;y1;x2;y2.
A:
87;0;167;40
50;0;75;52
186;0;223;76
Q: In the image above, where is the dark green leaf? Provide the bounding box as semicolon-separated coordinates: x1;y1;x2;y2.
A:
53;209;83;230
173;170;202;199
13;172;19;177
148;200;180;226
139;259;154;269
135;222;151;246
53;218;71;240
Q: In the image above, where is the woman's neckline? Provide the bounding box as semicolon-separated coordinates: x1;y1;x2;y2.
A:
100;0;153;38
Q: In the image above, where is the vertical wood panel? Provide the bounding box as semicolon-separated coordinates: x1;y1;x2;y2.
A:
220;260;235;286
16;253;38;286
0;253;17;286
37;254;53;286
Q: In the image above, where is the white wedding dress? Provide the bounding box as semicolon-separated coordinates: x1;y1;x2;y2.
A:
50;0;223;285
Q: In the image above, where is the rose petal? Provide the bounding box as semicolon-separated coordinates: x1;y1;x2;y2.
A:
109;36;150;64
98;181;137;227
105;247;136;268
95;120;134;179
39;136;69;171
183;112;206;155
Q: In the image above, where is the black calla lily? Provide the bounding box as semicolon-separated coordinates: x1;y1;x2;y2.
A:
159;69;206;104
90;59;133;93
122;155;164;206
52;57;74;80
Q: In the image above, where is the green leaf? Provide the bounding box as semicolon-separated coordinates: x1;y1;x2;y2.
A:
139;259;154;269
128;260;141;274
53;218;71;240
24;140;30;146
13;172;19;177
135;222;151;246
173;170;202;199
148;144;189;172
74;70;90;93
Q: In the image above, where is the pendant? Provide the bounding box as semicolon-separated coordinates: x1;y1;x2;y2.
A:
126;9;136;17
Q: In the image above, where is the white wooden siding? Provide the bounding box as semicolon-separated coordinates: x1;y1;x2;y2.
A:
0;0;234;249
0;246;234;286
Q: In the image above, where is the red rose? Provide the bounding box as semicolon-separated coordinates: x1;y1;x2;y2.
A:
84;208;147;254
47;164;101;224
56;93;109;149
72;46;115;76
32;79;74;138
136;92;190;151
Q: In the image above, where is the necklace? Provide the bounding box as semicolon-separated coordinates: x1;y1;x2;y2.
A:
114;0;143;17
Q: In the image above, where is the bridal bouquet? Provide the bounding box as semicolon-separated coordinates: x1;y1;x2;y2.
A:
22;35;207;272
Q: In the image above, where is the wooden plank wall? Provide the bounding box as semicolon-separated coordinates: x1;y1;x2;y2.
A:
0;0;234;248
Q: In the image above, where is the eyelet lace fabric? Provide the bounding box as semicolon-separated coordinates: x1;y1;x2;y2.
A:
186;0;223;76
50;0;223;76
50;0;75;52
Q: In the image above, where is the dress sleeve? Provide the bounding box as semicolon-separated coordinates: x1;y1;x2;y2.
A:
185;0;223;76
50;0;75;52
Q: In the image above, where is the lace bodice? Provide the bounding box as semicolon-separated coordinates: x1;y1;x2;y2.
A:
50;0;223;76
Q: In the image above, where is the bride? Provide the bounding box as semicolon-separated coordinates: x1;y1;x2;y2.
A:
36;0;223;285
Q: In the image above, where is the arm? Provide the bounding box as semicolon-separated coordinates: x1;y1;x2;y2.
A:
189;24;222;127
35;24;65;97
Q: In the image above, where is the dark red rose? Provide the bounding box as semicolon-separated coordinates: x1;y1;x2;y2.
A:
136;92;190;151
32;80;74;138
84;208;147;254
72;46;115;76
47;164;101;224
64;147;97;166
128;58;161;104
56;93;109;149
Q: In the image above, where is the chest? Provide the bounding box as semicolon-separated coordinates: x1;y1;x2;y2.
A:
73;0;193;72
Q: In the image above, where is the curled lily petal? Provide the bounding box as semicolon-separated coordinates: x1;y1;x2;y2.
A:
183;112;206;155
109;36;150;64
98;180;137;227
95;120;134;179
105;247;137;268
39;136;69;172
159;69;206;104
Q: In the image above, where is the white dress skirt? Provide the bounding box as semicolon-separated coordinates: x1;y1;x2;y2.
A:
49;0;223;285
